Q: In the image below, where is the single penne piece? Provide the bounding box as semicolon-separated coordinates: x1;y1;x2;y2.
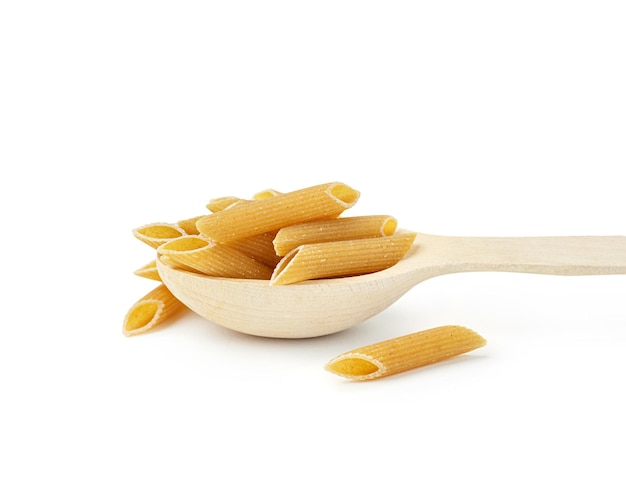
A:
133;260;161;281
226;232;282;268
132;222;186;249
325;325;487;381
123;284;186;336
158;254;199;273
273;215;398;256
157;235;273;279
177;215;204;235
271;231;417;285
196;182;360;243
206;196;242;212
252;188;282;200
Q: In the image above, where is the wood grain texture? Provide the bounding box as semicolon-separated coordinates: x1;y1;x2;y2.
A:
157;233;626;338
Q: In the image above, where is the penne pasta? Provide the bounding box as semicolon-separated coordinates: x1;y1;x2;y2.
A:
133;260;161;281
177;215;204;235
325;325;487;381
158;254;199;273
206;196;242;212
196;182;360;243
253;189;282;200
132;222;186;249
125;181;423;337
123;284;186;336
273;215;398;256
225;232;282;268
157;235;273;279
271;231;417;285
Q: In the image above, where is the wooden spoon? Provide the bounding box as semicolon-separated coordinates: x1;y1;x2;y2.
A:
157;233;626;338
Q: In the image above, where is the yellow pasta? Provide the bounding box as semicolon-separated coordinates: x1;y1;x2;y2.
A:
133;260;161;281
157;235;273;279
225;232;282;268
253;189;282;200
206;196;242;212
126;181;420;336
158;254;199;273
325;325;487;381
177;215;203;235
123;284;186;336
207;189;279;213
273;215;398;256
196;182;360;243
132;222;186;249
271;231;417;285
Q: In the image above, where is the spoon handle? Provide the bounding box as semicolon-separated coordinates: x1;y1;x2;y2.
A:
421;234;626;276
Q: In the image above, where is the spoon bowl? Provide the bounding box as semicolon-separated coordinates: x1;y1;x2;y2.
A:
157;233;626;338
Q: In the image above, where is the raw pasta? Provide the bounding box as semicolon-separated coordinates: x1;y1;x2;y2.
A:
225;232;281;268
158;254;199;273
125;181;418;337
133;260;161;281
132;222;186;249
196;182;360;243
206;196;241;212
273;215;398;256
157;235;273;279
271;231;417;285
325;325;487;381
253;189;282;200
177;215;203;235
123;284;186;336
207;189;280;213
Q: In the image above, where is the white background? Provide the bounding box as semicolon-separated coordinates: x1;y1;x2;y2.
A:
1;1;625;500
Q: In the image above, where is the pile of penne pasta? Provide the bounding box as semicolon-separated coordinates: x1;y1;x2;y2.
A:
124;182;416;336
124;181;487;382
140;181;416;285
